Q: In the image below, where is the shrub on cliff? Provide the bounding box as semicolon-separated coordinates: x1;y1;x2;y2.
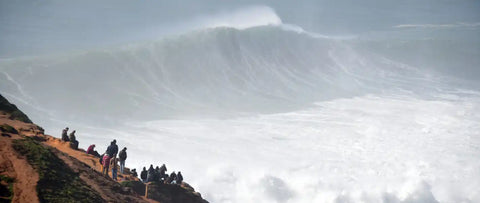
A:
0;124;18;134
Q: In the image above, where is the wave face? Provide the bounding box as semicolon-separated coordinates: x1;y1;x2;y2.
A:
0;26;443;124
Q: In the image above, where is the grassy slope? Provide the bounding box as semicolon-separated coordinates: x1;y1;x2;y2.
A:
12;137;104;203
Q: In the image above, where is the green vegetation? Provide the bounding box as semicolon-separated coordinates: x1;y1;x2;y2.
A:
0;175;14;203
0;94;32;123
121;180;146;196
12;137;104;203
0;124;18;134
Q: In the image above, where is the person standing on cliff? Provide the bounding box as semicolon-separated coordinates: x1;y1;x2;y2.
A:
147;165;155;182
110;154;118;181
61;127;69;141
106;140;118;157
118;147;127;174
112;140;118;155
141;167;148;183
176;171;183;185
102;153;111;176
159;164;167;181
166;171;176;184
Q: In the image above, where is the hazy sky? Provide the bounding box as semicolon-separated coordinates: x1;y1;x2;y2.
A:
1;0;479;57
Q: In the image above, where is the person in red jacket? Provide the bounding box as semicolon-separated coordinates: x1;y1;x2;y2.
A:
86;144;100;157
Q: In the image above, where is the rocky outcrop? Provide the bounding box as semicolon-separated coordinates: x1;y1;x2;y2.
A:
0;94;32;123
146;182;208;203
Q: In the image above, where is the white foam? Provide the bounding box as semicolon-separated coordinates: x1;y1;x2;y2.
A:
195;6;282;30
77;93;480;203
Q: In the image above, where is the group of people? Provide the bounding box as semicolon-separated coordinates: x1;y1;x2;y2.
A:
60;127;185;185
99;140;128;181
139;164;183;185
61;127;79;150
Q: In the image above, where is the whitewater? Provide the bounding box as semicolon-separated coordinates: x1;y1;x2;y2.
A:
1;2;480;202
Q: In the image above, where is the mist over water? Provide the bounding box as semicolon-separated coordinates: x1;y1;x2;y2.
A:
1;0;480;202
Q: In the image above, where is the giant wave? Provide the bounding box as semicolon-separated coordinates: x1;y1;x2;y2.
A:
0;25;441;124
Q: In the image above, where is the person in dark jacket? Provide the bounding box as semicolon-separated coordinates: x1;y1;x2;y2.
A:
118;147;127;174
106;141;113;156
69;130;79;150
147;165;155;182
111;140;118;156
140;167;148;183
106;140;118;157
176;171;183;185
61;127;69;141
154;166;161;182
166;171;176;184
159;164;167;181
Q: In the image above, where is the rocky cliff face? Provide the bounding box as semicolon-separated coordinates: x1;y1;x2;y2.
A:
0;94;32;124
146;182;208;203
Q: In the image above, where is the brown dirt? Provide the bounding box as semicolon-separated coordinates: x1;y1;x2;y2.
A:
1;115;156;203
0;117;40;203
48;144;155;203
42;135;140;182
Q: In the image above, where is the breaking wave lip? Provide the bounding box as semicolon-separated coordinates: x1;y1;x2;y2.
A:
190;5;356;40
197;6;282;30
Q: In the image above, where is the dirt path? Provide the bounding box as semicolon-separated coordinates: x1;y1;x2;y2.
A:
0;131;39;203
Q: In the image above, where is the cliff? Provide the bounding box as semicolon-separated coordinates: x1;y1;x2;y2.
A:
0;94;208;203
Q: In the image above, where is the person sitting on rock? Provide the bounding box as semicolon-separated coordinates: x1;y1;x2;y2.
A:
131;168;138;177
118;147;127;174
61;127;69;141
86;144;101;157
69;130;79;150
147;165;155;182
140;167;148;183
176;171;183;185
